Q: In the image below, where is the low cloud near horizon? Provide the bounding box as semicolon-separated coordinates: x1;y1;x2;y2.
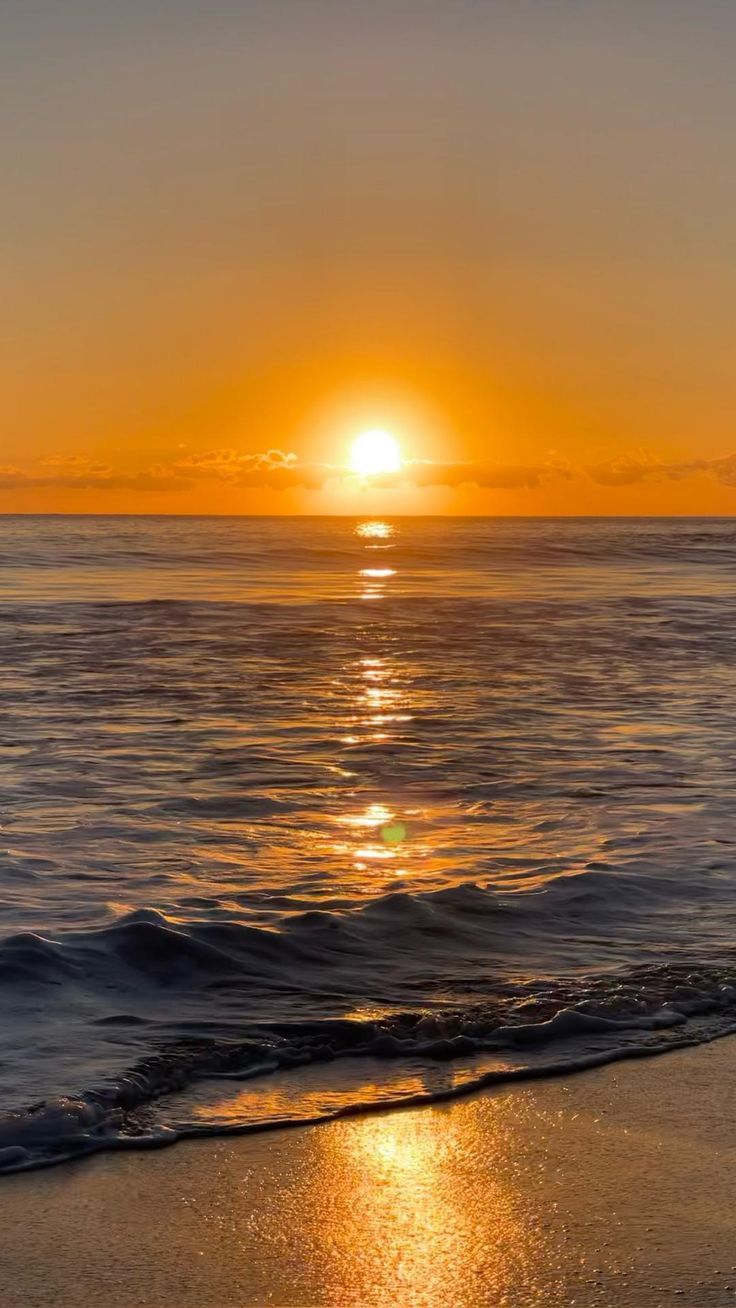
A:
3;448;736;496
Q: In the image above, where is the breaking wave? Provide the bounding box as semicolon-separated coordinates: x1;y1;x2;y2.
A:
3;884;736;1173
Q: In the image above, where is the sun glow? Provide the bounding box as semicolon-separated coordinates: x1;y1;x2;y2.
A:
350;429;402;477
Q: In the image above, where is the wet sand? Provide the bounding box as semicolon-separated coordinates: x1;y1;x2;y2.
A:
2;1039;736;1307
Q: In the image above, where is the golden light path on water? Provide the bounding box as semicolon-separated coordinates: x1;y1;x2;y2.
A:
336;521;424;880
183;515;602;906
319;518;610;899
183;517;451;901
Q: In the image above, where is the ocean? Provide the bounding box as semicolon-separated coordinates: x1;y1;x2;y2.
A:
2;514;736;1172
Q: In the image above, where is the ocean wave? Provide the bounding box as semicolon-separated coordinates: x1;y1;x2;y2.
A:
0;870;712;997
2;885;736;1173
2;974;736;1175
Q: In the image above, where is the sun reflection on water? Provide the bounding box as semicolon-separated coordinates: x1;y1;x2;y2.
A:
356;520;395;540
332;802;412;874
183;517;480;910
331;524;430;886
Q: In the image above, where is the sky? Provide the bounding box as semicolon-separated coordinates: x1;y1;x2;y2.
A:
2;0;735;514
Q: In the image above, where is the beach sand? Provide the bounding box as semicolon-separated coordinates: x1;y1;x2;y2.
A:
2;1039;736;1308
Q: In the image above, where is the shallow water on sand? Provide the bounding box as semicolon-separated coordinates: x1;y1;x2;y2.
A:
3;515;736;1170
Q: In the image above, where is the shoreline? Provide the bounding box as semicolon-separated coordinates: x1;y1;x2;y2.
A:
3;1037;736;1306
4;1008;736;1178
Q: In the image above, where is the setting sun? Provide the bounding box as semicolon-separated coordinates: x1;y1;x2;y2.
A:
350;429;402;477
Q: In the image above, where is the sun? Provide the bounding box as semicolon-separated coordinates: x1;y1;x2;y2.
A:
350;429;402;477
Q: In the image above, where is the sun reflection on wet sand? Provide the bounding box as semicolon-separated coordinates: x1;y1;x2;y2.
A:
299;1098;574;1307
3;1060;675;1308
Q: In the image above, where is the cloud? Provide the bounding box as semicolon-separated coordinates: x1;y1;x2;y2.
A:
380;458;570;489
171;450;572;492
5;446;736;497
585;453;736;488
174;448;331;490
708;454;736;487
0;463;192;492
0;449;331;494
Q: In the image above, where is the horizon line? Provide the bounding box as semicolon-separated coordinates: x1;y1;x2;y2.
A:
1;511;735;521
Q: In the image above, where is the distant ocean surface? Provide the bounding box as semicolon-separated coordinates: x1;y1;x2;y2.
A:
3;514;736;1172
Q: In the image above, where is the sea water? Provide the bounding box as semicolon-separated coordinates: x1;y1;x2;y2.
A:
2;515;736;1170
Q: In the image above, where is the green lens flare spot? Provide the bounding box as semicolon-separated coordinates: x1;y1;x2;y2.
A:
381;821;406;846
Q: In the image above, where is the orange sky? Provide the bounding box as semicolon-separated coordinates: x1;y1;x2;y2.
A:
2;2;736;514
